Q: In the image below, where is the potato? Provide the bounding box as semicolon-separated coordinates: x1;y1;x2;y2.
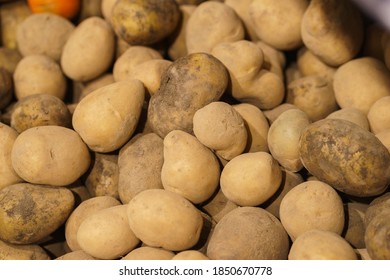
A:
301;0;363;66
56;250;97;260
101;0;117;25
376;130;390;153
61;16;115;82
10;94;72;133
78;0;103;20
172;250;209;260
267;109;310;172
13;54;67;100
362;24;387;60
162;130;220;204
186;1;245;54
296;47;337;80
263;103;298;124
0;239;50;260
355;248;372;260
225;0;259;41
16;13;75;62
207;207;289;260
83;153;119;199
67;180;91;206
0;123;23;190
0;47;22;74
364;209;390;260
121;247;175;260
77;204;140;259
364;192;390;227
111;0;180;45
72;80;145;153
0;68;13;110
326;107;370;131
249;0;308;50
127;189;203;251
147;52;228;138
65;196;121;251
200;188;238;223
368;96;390;134
255;40;286;78
11;126;90;186
342;202;368;249
0;183;74;244
299;119;390;197
333;57;390;114
279;180;345;241
118;133;163;204
78;73;115;102
288;230;357;260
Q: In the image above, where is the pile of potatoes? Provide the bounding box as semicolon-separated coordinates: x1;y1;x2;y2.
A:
1;0;390;260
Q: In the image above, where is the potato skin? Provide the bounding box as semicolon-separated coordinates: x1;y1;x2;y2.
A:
365;210;390;259
299;119;390;197
0;239;50;260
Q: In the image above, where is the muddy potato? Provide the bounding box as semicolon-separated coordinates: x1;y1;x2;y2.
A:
111;0;180;45
365;209;390;259
0;47;22;74
297;47;337;80
127;189;203;251
13;54;67;100
342;202;368;249
122;247;175;260
72;80;145;153
368;96;390;134
11;126;90;186
299;119;390;197
200;188;238;223
56;250;97;260
207;207;289;260
172;250;209;260
289;230;357;260
326;107;370;131
0;183;74;244
0;68;13;110
147;52;228;138
65;196;121;251
280;180;345;241
0;239;50;260
10;94;72;133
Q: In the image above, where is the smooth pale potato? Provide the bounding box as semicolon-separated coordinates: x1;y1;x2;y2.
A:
225;0;259;41
127;189;203;251
172;250;209;260
16;13;75;61
0;47;22;74
267;109;310;172
0;239;50;260
367;96;390;134
61;16;115;82
365;209;390;260
288;230;357;260
326;107;370;131
200;188;238;223
121;247;175;260
220;152;282;206
0;68;13;110
162;130;220;204
186;1;245;54
56;250;97;260
207;207;289;260
193;101;247;161
77;205;140;260
65;196;121;251
279;180;345;240
263;103;299;124
118;133;164;204
11;126;91;186
13;54;67;100
10;94;72;133
72;80;145;153
342;202;368;249
376;130;390;153
0;123;23;190
147;52;228;138
0;183;74;244
299;119;390;197
78;73;115;102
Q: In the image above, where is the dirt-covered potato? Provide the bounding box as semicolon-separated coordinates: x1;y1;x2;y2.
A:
121;247;175;260
299;119;390;197
147;52;228;138
288;230;357;260
0;68;13;111
364;209;390;259
326;107;370;131
280;180;345;240
16;13;75;61
127;189;203;251
0;183;74;244
0;239;50;260
297;47;337;80
72;80;145;153
61;16;115;82
0;47;22;74
368;96;390;134
342;202;368;249
172;250;209;260
207;207;289;259
10;94;72;133
111;0;180;46
13;54;67;100
56;250;97;260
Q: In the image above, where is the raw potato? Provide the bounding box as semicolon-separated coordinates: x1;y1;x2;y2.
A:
367;96;390;134
376;130;390;153
172;250;209;260
333;57;390;114
11;126;91;186
297;47;337;80
364;192;390;227
299;119;390;197
288;230;357;260
65;196;121;251
0;183;74;244
77;205;140;259
16;13;75;61
147;52;228;138
342;202;368;249
127;189;203;251
121;247;175;260
193;101;247;161
0;239;50;260
72;80;145;153
255;40;286;78
13;54;67;100
56;250;97;260
225;0;259;41
0;69;13;111
162;130;220;204
365;209;390;260
186;1;245;54
207;207;289;260
249;0;308;50
326;107;370;131
267;109;310;172
78;73;115;102
220;152;282;206
111;0;180;45
301;0;364;66
10;94;72;133
263;103;299;124
200;188;238;223
61;16;115;82
101;0;117;25
279;180;345;240
0;47;22;74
